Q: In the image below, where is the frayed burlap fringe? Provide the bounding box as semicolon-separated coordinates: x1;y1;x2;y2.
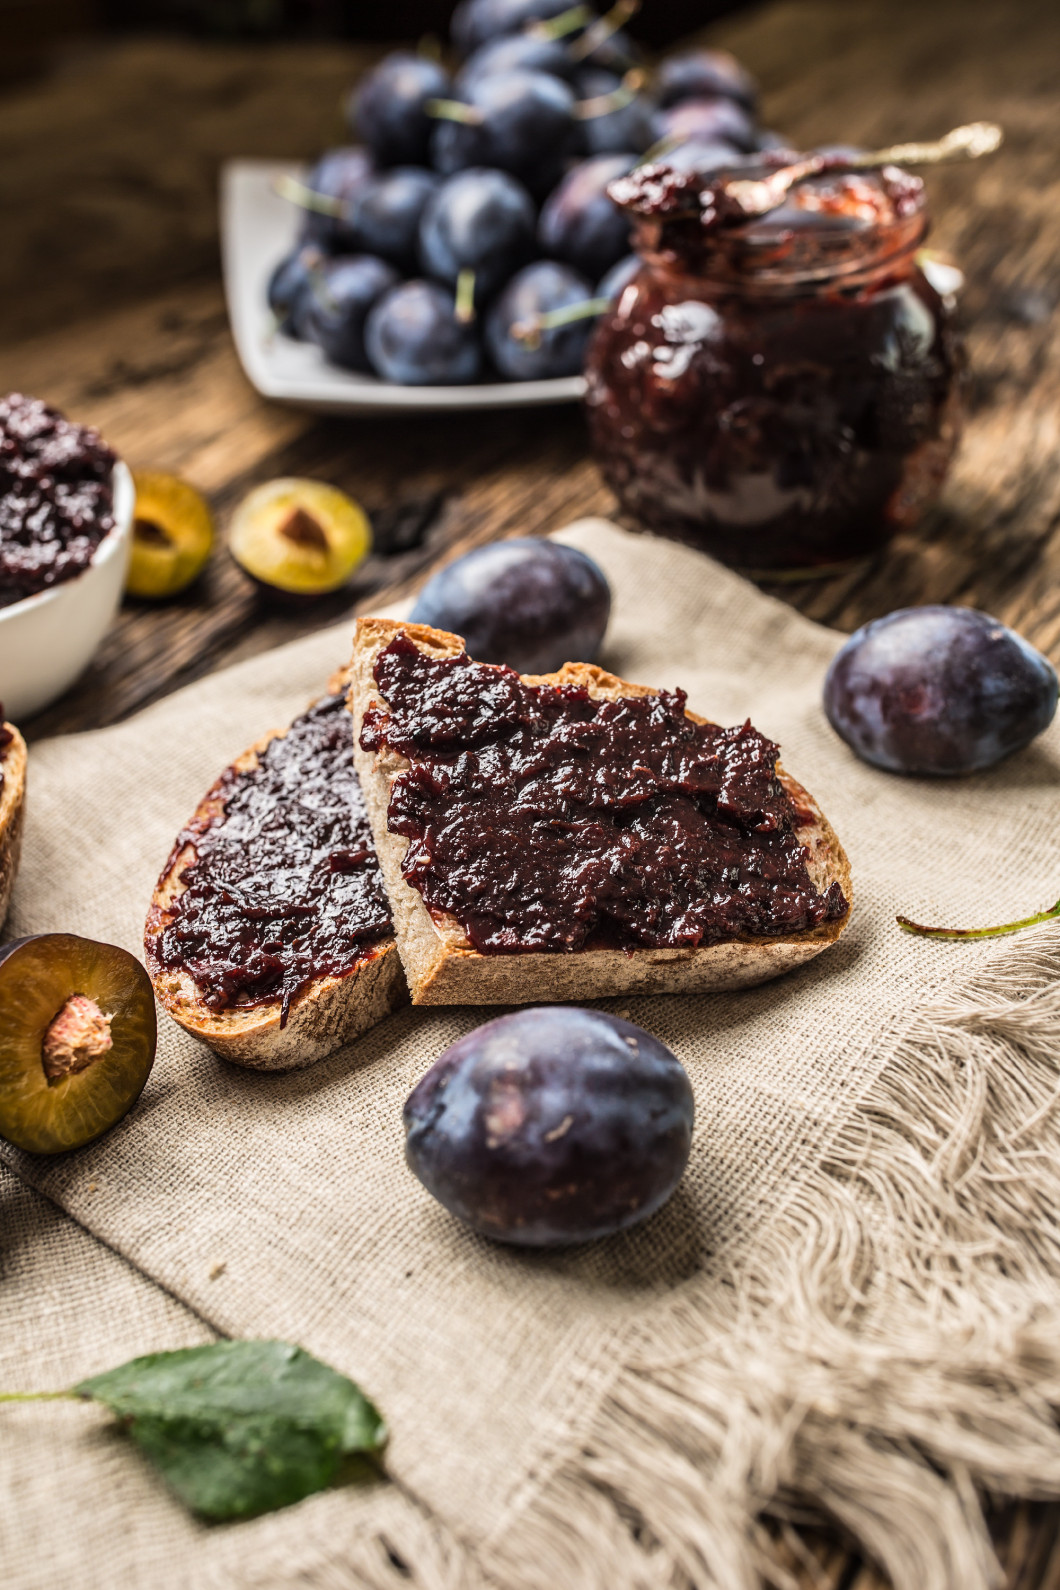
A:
229;928;1060;1590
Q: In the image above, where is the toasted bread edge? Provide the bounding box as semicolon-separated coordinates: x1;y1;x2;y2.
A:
144;675;406;1070
0;723;27;933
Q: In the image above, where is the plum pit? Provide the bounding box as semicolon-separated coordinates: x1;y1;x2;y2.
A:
41;993;113;1082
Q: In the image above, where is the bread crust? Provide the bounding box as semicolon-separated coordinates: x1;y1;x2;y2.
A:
144;669;407;1069
0;721;27;933
349;619;852;1006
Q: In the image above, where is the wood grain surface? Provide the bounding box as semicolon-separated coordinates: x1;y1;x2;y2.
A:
3;3;1060;1583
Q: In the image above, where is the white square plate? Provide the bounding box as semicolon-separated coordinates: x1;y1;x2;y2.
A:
220;160;588;415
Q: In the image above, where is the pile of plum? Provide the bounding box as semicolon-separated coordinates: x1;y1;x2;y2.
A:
267;0;772;385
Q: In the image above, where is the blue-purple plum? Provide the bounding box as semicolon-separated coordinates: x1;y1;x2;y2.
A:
823;606;1059;775
350;52;451;167
429;70;579;197
365;280;481;385
419;168;536;303
539;152;635;279
301;255;400;372
409;535;610;672
653;96;758;155
347;167;439;271
404;1008;694;1246
485;259;595;379
656;48;758;112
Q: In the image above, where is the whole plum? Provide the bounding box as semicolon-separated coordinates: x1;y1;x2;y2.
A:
404;1007;694;1246
409;536;610;673
823;606;1059;775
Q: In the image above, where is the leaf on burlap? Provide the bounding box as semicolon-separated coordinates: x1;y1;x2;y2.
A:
76;1340;386;1521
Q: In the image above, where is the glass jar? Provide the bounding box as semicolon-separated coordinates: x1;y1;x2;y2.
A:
584;163;963;575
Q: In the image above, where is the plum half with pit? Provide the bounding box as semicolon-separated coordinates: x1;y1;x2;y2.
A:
127;471;215;600
409;536;610;673
0;934;156;1154
823;606;1060;775
229;478;372;599
404;1007;694;1246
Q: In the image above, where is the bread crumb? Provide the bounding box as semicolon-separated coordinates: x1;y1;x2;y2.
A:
616;1008;632;1019
208;1261;226;1281
87;1181;98;1193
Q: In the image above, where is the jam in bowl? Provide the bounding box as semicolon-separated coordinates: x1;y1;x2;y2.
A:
584;159;963;575
0;393;134;720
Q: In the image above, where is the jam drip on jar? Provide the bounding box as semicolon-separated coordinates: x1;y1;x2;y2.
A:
361;634;848;955
0;393;117;608
156;694;392;1023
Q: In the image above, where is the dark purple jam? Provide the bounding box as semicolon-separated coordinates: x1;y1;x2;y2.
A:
0;393;117;608
154;693;392;1022
585;163;962;573
360;634;847;954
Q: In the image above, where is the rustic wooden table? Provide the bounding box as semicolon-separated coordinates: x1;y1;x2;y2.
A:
3;1;1060;1582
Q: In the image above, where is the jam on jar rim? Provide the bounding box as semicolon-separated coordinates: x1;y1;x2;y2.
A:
613;162;931;293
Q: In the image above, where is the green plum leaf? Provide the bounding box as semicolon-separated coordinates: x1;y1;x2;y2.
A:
74;1340;385;1521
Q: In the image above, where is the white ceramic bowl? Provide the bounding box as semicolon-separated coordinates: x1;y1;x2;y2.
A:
0;460;134;722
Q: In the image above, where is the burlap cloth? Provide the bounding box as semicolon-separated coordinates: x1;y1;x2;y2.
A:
4;520;1060;1590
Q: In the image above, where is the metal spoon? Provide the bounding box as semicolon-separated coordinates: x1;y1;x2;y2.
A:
719;121;1003;222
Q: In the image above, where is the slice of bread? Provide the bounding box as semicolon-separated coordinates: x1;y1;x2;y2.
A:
145;669;407;1070
0;717;27;932
349;619;852;1006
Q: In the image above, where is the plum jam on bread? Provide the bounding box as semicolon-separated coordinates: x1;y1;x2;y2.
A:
145;677;406;1069
349;619;851;1005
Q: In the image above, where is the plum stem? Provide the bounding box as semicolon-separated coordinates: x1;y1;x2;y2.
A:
532;2;595;41
513;296;611;347
454;270;477;325
568;0;641;60
272;174;346;218
575;68;645;120
426;98;485;126
0;1390;76;1403
896;899;1060;941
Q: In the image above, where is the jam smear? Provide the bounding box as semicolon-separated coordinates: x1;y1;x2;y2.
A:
0;393;117;608
360;634;847;954
155;694;392;1023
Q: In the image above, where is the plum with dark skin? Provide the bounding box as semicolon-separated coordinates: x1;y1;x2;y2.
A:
456;31;577;91
538;152;635;280
485;260;595;379
297;147;375;251
301;256;400;373
576;68;655;156
451;0;584;57
656;48;758;112
823;606;1060;775
366;280;481;385
267;243;324;337
597;251;639;302
409;535;610;673
404;1007;694;1247
653;96;758;155
429;70;579;197
347;168;439;271
419;168;536;304
350;52;451;167
0;934;156;1155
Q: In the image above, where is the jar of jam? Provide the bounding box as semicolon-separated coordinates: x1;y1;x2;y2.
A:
584;160;963;574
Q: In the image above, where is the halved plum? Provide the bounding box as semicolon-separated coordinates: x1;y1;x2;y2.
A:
228;478;372;599
127;471;215;599
0;934;157;1154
